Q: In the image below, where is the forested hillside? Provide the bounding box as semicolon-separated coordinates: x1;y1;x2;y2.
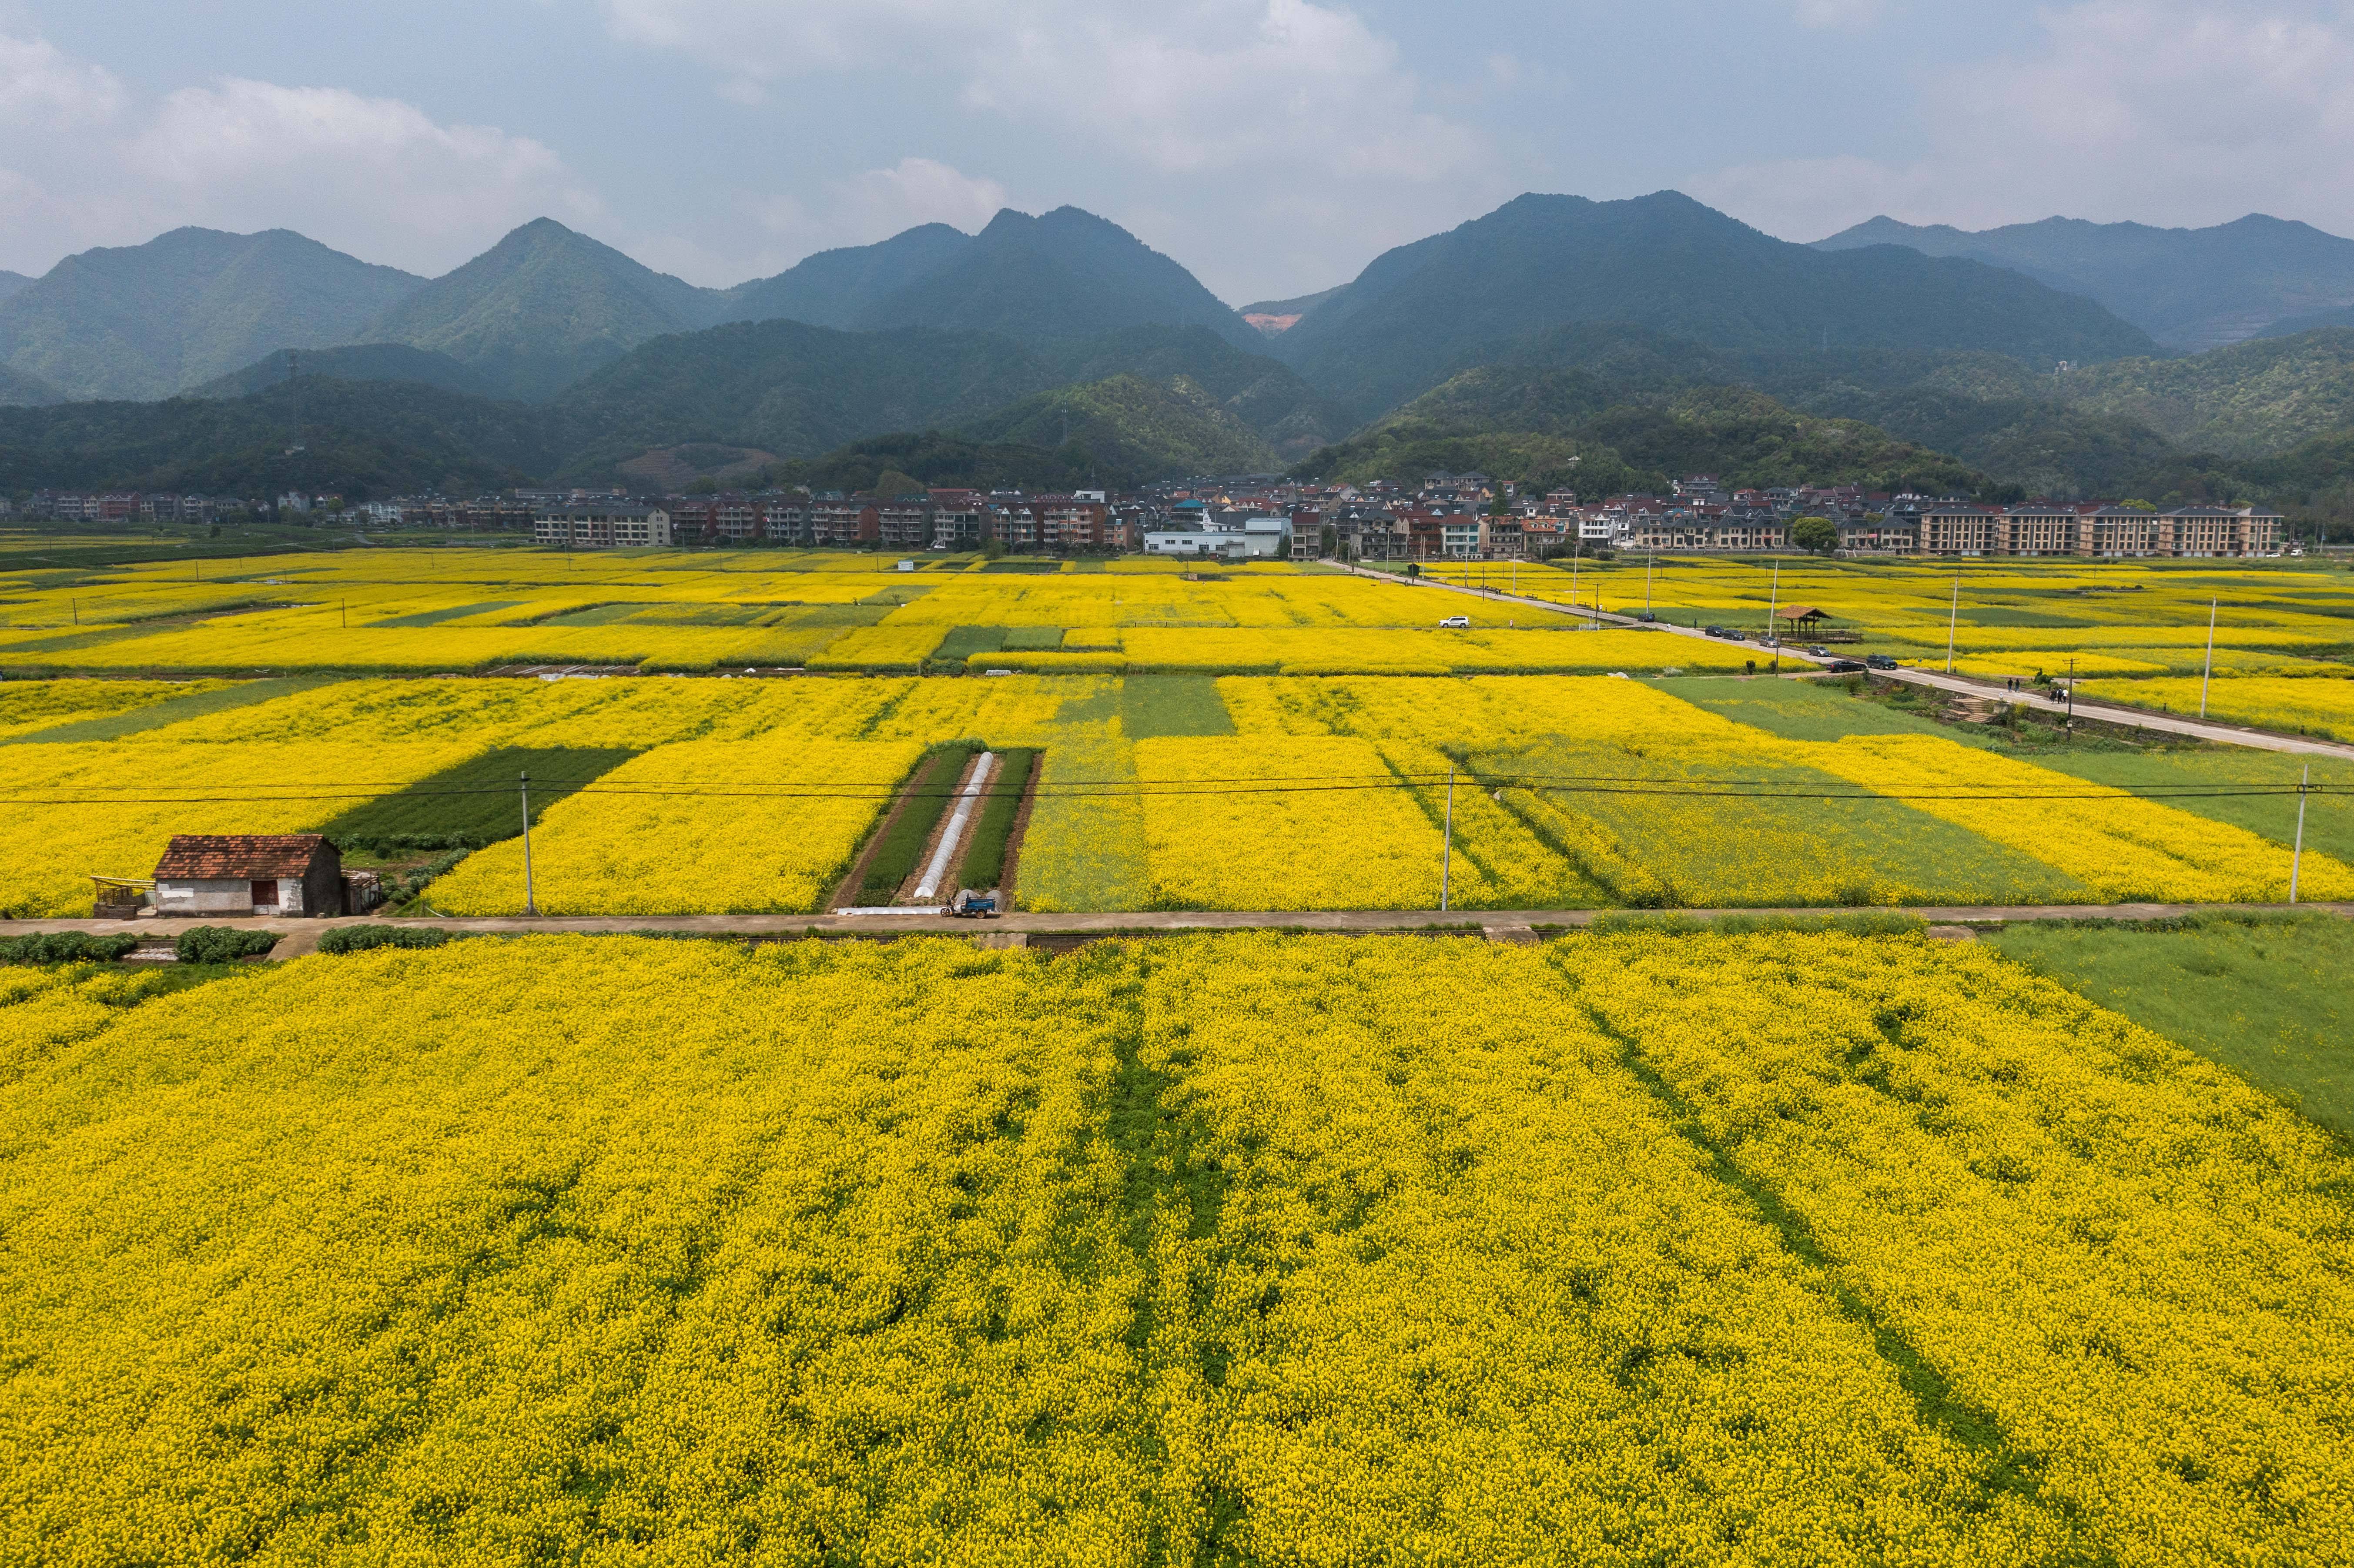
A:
0;229;424;401
1295;379;1989;498
954;374;1277;482
1270;193;2158;418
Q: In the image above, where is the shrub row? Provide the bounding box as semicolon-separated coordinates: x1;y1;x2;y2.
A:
0;931;139;965
175;926;283;964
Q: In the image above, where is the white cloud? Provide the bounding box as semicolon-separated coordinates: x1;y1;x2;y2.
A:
0;32;598;277
123;80;598;267
728;157;1010;274
1698;1;2354;241
837;157;1010;236
0;30;120;125
596;0;1481;182
591;0;1495;297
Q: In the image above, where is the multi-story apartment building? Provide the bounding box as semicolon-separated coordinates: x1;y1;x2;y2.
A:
1835;515;1916;554
532;504;674;548
1912;503;2285;558
1997;505;2083;556
875;499;933;551
929;491;989;550
807;500;876;548
1918;505;2006;555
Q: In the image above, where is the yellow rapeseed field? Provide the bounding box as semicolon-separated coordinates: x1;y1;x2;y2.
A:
0;665;2338;915
3;930;2350;1562
0;678;235;738
2081;673;2354;744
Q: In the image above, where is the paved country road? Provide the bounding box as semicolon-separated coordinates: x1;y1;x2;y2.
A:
8;902;2347;959
1346;562;2354;762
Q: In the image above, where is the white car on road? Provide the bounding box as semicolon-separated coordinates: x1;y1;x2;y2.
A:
1438;615;1471;629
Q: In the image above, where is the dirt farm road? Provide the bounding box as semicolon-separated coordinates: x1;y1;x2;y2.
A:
6;901;2348;959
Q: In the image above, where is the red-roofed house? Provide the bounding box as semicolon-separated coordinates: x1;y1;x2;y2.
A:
152;834;344;916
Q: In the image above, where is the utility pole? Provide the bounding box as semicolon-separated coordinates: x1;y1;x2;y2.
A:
1945;575;1959;674
1645;550;1655;617
519;772;539;916
1440;766;1456;914
2066;656;2076;732
1765;559;1780;646
2200;597;2217;718
2290;763;2310;904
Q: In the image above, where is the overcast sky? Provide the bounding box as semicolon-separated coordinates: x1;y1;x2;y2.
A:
5;0;2354;303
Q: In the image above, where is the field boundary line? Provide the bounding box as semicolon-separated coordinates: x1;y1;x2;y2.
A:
6;901;2349;949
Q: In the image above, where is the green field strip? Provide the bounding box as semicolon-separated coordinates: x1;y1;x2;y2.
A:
0;675;344;745
530;602;660;627
933;625;1008;663
1987;916;2354;1140
621;604;774;627
368;600;527;628
1657;676;1950;742
317;745;643;853
1480;733;2093;908
0;622;179;657
1671;678;2354;864
1002;625;1065;651
1119;675;1236;738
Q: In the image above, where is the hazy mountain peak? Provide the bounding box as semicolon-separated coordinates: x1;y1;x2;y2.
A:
1271;189;2153;417
0;226;425;400
1814;211;2354;348
360;219;725;400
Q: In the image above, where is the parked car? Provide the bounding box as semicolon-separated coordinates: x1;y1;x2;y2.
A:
1807;645;1830;657
1864;654;1899;670
1438;615;1471;629
1703;625;1728;639
1633;611;1658;623
1825;658;1866;674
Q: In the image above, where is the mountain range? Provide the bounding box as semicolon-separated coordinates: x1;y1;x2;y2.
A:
1265;193;2157;419
12;191;2354;525
1814;214;2354;351
0;205;1267;407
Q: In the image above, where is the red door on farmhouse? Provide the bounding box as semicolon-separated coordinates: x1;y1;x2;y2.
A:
250;879;279;911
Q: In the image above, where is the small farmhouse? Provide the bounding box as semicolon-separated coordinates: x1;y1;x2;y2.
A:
153;834;344;917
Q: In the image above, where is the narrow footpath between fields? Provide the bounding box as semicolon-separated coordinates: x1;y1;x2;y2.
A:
1343;562;2354;762
7;902;2347;960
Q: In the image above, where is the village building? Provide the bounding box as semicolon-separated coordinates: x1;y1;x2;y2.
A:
151;835;346;917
